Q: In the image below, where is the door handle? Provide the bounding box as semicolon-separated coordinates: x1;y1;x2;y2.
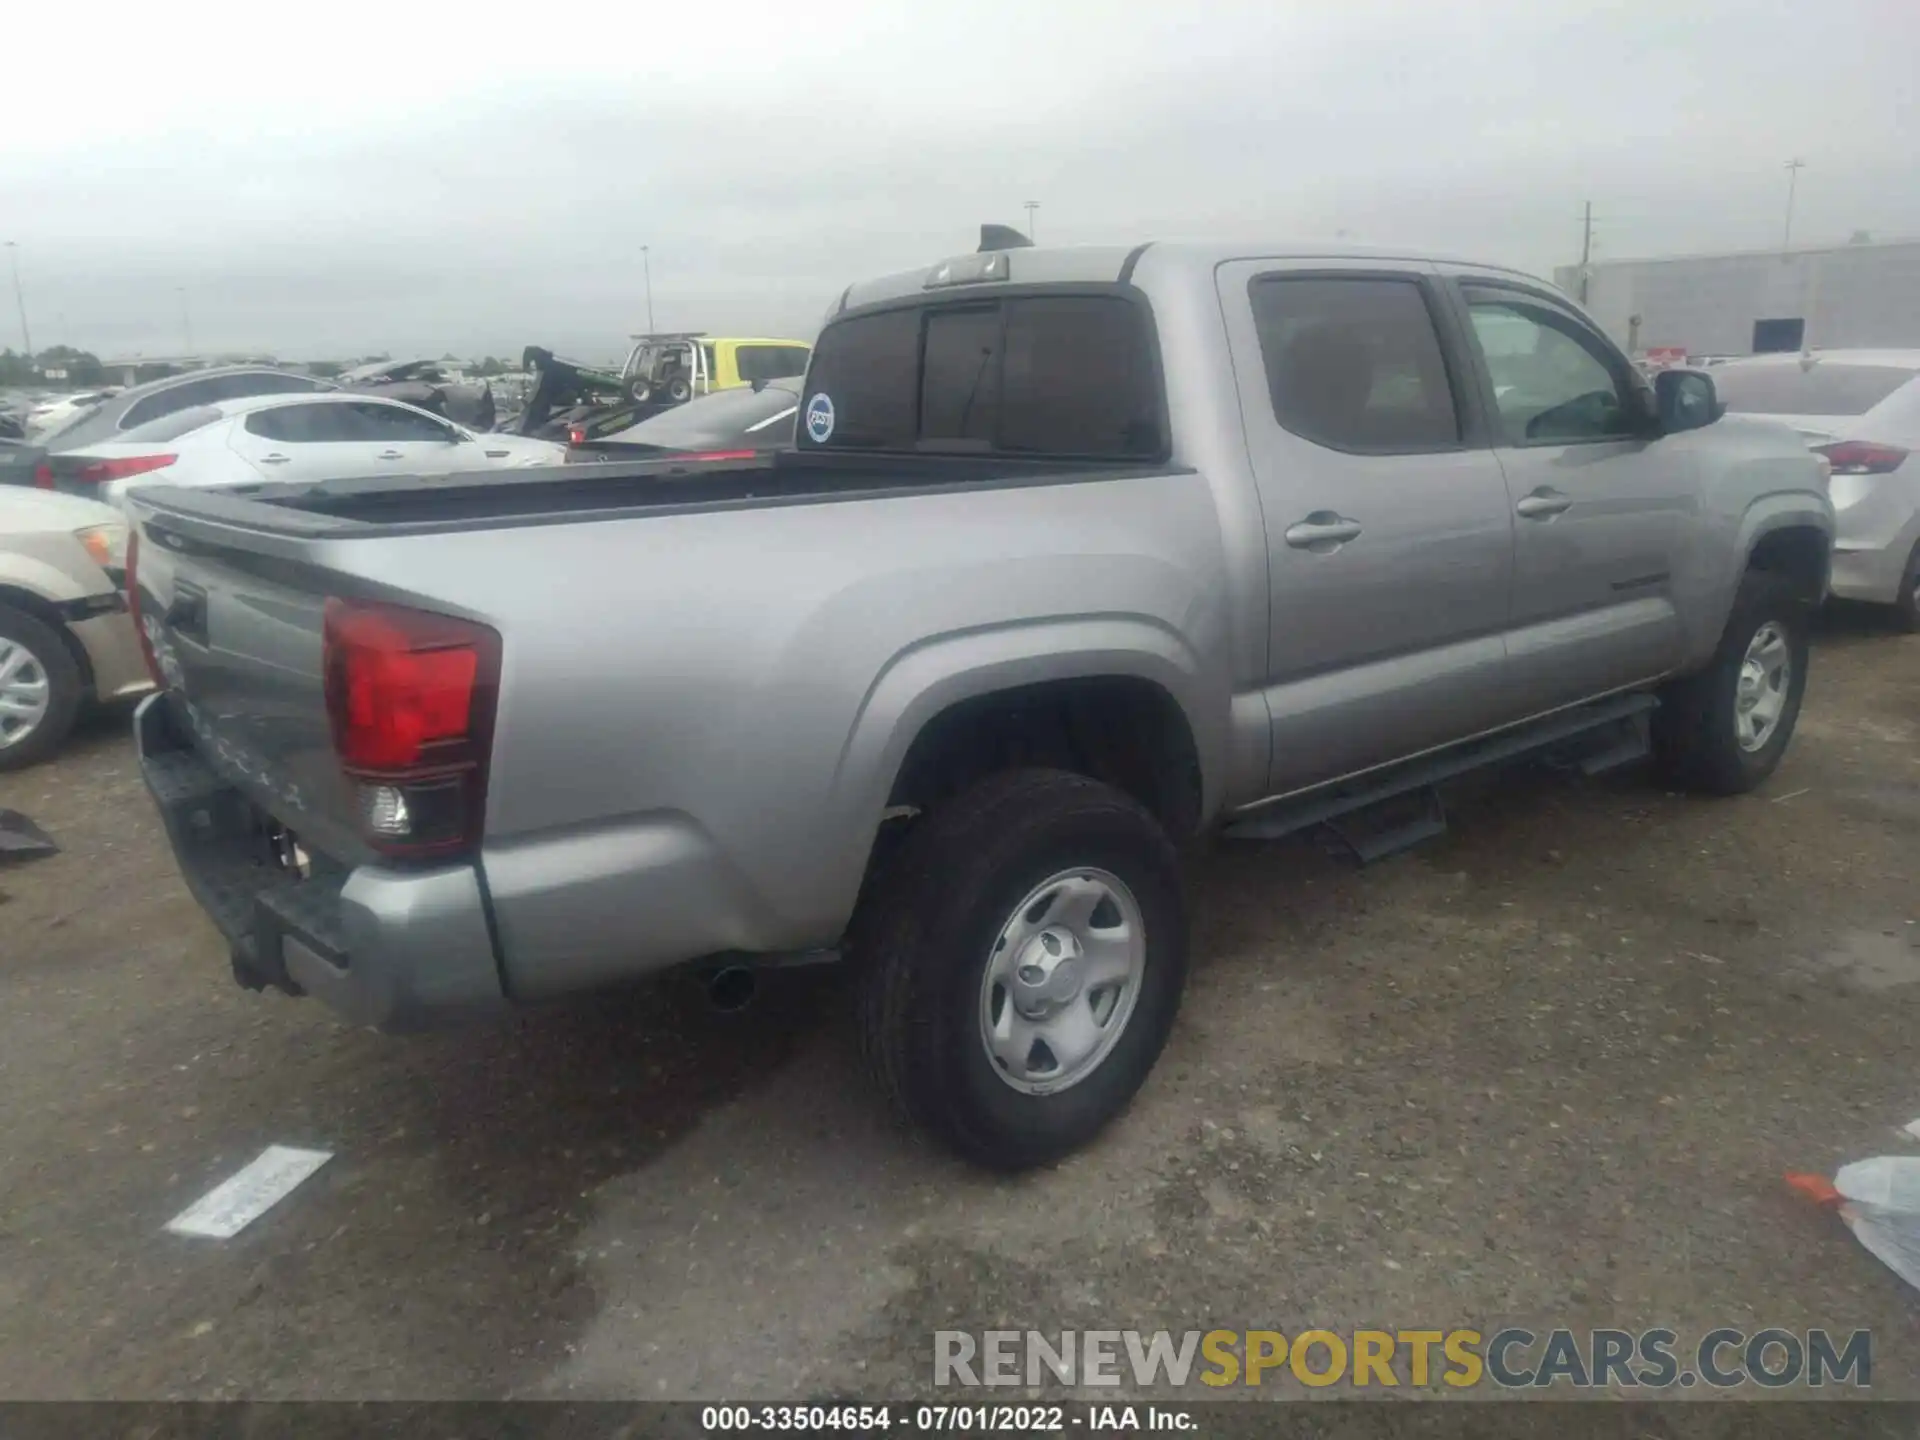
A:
1283;513;1363;551
376;449;405;460
1516;488;1573;519
258;453;290;465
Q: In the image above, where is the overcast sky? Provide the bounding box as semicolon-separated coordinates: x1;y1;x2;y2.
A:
4;0;1914;363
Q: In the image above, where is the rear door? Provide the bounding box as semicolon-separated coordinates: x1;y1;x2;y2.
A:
1217;260;1517;793
1445;276;1696;712
228;401;390;481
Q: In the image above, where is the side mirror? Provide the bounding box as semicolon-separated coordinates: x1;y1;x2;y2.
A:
1654;368;1722;434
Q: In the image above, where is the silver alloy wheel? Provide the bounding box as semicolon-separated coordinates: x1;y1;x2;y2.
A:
0;635;52;750
1734;620;1791;753
978;868;1146;1096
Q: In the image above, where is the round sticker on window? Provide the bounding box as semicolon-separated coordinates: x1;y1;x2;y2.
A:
805;392;836;444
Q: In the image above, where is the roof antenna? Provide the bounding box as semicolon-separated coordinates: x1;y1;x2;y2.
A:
979;223;1033;253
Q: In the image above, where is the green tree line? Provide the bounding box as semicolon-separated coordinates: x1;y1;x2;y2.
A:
0;346;110;387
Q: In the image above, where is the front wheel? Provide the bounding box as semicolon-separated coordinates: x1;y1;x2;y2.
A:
855;769;1188;1171
0;603;83;772
1652;571;1811;794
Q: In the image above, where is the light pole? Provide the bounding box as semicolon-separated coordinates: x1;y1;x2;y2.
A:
641;246;656;332
1782;158;1806;250
4;242;31;361
1024;201;1039;243
178;287;193;357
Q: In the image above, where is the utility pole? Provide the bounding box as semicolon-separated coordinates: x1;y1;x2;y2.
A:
1782;158;1806;250
178;287;193;357
641;246;656;332
1024;201;1039;243
1578;200;1594;305
4;242;31;361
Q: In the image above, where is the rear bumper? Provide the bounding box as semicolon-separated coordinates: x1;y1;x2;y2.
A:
135;693;506;1031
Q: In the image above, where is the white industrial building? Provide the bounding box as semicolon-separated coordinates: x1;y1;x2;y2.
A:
1554;237;1920;360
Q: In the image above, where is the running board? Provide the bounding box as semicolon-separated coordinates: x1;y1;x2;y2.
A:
1223;692;1658;850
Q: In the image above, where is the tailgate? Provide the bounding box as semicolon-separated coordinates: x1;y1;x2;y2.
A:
130;515;370;867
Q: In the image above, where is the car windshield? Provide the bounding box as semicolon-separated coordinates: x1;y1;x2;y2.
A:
1714;362;1918;416
600;382;799;449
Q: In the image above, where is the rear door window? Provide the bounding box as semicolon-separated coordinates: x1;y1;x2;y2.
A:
801;292;1162;458
1714;363;1917;416
1249;276;1462;451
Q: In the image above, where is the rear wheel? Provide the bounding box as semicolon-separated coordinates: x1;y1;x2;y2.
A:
1652;571;1810;794
855;769;1188;1171
1892;541;1920;633
0;604;82;772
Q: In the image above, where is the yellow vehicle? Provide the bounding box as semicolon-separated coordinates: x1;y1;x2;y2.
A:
620;333;811;406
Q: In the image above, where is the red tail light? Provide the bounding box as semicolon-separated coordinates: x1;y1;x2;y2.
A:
688;449;758;462
33;462;53;489
66;453;179;484
1813;441;1909;475
568;428;587;446
322;598;501;855
125;531;165;687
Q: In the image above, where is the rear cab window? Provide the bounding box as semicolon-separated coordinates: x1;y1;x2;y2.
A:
799;291;1164;460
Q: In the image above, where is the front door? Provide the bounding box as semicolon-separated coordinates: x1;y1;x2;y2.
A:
1218;260;1518;795
1445;277;1696;713
344;399;470;472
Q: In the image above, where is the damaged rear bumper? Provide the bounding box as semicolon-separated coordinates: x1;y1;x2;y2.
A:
135;694;507;1031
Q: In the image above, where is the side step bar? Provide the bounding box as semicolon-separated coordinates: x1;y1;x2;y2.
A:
1222;692;1657;858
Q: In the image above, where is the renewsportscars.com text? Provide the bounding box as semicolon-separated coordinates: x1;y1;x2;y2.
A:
934;1327;1871;1390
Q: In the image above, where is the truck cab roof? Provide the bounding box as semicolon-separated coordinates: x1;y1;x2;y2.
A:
834;241;1548;316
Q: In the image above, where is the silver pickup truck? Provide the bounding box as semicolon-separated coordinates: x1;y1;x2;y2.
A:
125;240;1833;1169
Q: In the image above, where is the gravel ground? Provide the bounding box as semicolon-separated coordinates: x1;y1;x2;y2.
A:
1;611;1916;1403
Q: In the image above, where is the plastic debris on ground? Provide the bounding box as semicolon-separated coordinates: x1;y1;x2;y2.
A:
1787;1157;1920;1291
0;809;58;862
165;1146;334;1239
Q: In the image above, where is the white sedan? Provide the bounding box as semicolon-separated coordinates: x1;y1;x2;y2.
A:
36;391;567;509
1713;349;1920;630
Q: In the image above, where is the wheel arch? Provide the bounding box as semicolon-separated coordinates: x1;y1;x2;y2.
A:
837;617;1226;851
0;584;94;694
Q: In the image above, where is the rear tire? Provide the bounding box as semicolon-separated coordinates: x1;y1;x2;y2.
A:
855;769;1188;1171
1652;571;1810;794
0;603;82;772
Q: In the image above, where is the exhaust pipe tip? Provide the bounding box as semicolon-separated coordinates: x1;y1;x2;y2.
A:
706;964;757;1013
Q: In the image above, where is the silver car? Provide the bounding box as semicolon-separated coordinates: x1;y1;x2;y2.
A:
0;487;150;768
1714;349;1920;628
34;365;335;453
